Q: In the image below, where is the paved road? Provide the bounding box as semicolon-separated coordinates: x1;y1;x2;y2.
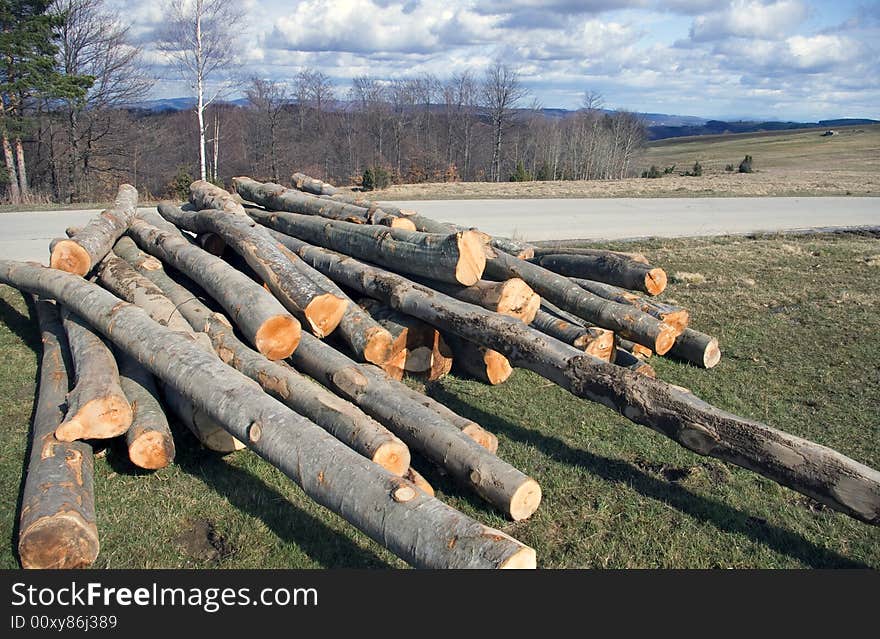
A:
2;198;878;263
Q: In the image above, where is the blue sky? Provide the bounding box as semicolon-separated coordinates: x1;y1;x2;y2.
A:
112;0;880;120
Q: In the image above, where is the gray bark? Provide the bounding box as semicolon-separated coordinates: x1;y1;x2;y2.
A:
669;328;722;369
531;309;615;362
117;350;176;469
535;253;668;296
571;278;689;333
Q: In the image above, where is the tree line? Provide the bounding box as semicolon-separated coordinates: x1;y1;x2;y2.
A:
2;0;647;204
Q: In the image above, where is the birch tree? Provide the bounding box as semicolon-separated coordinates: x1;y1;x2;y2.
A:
481;62;528;182
157;0;244;181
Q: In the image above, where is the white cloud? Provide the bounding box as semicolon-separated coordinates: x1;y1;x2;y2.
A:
690;0;808;41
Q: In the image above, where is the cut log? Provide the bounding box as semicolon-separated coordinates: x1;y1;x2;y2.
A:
49;183;138;276
18;297;99;569
404;467;435;497
619;338;653;359
669;328;722;369
613;348;656;377
127;211;300;360
487;236;536;260
264;238;880;526
289;332;540;520
292;172;336;195
56;308;132;441
430;278;540;323
234;176;410;229
536;253;667;296
363;365;499;453
189;179;246;215
157;201;347;338
531;247;650;264
0;260;536;567
531;309;615;362
571;278;689;333
113;238;409;475
101;238;244;454
484;248;678;354
443;332;513;385
116;351;175;469
249;207;485;286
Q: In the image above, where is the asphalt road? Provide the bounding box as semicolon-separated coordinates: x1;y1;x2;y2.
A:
2;198;878;263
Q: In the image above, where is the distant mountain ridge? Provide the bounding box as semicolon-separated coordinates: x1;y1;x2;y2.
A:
128;97;877;141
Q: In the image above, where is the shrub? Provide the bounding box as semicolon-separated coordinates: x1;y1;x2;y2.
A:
739;155;753;173
642;165;662;178
362;165;392;191
725;163;735;172
535;162;552;181
663;164;676;174
168;166;194;199
686;161;702;177
509;161;532;182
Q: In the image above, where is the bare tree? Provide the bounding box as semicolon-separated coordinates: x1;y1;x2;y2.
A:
157;0;245;181
481;62;528;182
245;77;288;181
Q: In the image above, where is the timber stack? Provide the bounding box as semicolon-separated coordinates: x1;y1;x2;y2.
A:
3;175;878;571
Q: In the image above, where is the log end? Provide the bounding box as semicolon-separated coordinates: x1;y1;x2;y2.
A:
49;240;91;276
427;334;454;381
633;361;657;377
462;423;500;454
631;343;654;359
404;467;435;497
455;231;488;286
653;322;679;356
644;267;667;296
579;328;616;362
381;348;408;381
390;217;418;232
304;294;349;338
255;314;302;360
484;349;513;385
128;430;175;470
664;309;690;334
498;278;540;323
361;326;394;366
19;514;99;569
703;338;722;369
55;396;133;442
509;478;542;521
372;439;411;476
498;545;537;569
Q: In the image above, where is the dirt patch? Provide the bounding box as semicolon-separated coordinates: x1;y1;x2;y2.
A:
633;456;693;483
671;272;707;285
176;517;233;562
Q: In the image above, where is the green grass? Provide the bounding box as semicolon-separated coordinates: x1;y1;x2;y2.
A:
1;232;879;568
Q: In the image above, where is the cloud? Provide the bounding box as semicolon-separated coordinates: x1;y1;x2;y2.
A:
690;0;808;42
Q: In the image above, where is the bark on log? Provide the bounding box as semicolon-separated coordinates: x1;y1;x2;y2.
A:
49;184;138;276
484;249;678;354
190;180;246;216
429;278;540;323
531;247;650;264
101;238;244;454
113;238;409;474
669;328;722;369
531;309;615;362
487;236;536;260
57;308;132;441
613;348;656;377
18;298;99;569
572;278;689;333
0;260;536;567
157;201;347;338
234;176;411;229
535;253;667;296
443;332;513;385
265;238;880;526
292;172;336;195
249;206;486;286
127;212;300;360
289;332;540;520
117;350;175;469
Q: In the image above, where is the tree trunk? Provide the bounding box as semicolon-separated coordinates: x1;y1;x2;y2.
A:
127;212;300;360
249;207;485;286
488;236;535;260
429;278;540;323
14;136;28;197
484;249;678;354
291;172;336;195
444;332;513;385
234;176;412;229
288;332;539;520
117;350;175;470
668;328;722;369
157;201;347;338
613;348;656;377
190;179;246;215
2;132;21;203
288;173;417;228
531;309;615;362
50;184;139;276
535;253;667;296
0;260;536;568
571;278;690;333
18;298;99;569
57;308;132;441
264;238;880;526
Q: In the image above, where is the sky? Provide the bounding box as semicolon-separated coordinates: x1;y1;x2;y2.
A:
111;0;880;121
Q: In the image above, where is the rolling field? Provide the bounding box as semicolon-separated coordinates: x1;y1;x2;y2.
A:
1;231;878;569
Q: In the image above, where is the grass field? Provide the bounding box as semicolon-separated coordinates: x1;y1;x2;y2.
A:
1;231;879;568
373;124;880;199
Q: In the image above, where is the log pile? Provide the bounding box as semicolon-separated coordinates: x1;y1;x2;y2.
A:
4;174;879;571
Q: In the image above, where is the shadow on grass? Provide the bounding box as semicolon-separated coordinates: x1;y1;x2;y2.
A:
0;294;40;354
428;383;868;569
107;426;392;569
